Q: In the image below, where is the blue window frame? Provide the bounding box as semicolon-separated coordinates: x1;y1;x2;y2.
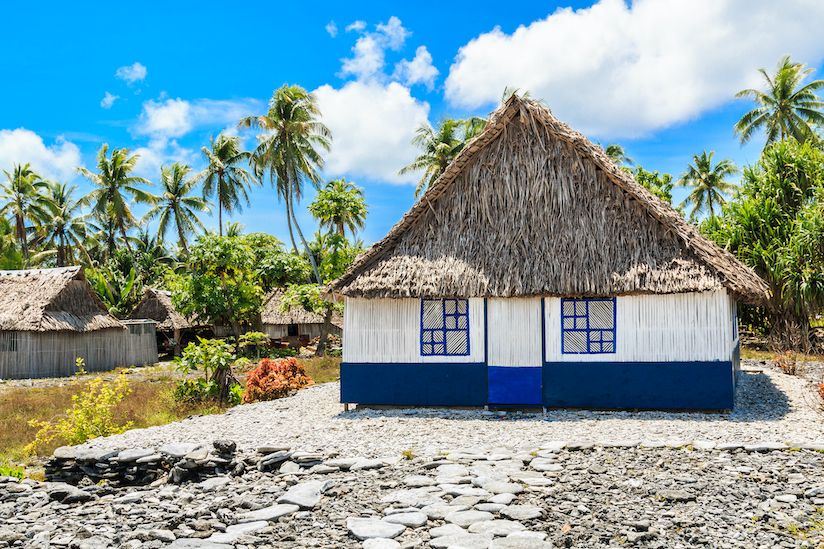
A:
561;298;616;354
421;299;470;356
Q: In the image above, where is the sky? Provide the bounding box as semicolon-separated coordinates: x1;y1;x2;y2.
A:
1;0;824;248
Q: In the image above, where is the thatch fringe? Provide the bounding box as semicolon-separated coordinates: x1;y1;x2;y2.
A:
262;290;343;328
0;266;124;332
330;96;767;305
128;288;205;331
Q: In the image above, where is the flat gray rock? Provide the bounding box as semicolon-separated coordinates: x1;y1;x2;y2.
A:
475;503;506;512
744;442;787;452
279;461;300;473
429;533;494;549
440;484;490;497
351;458;385;471
116;448;155;462
490;537;554;548
507;531;548;541
73;448;118;462
150;529;176;542
346;518;405;540
237;503;299;523
324;458;360;469
404;475;437;487
277;480;332;509
47;483;93;503
257;444;292;454
488;493;518;505
716;442;745;451
381;511;427;527
52;446;76;460
437;464;470;476
159;442;200;457
207;521;268;544
381;488;446;508
692;441;717;450
529;459;562;472
430;524;466;538
446;510;495;528
170;540;232;549
198;477;231;492
363;539;401;549
501;505;543;520
469;520;526;536
420;503;468;519
484;481;523;495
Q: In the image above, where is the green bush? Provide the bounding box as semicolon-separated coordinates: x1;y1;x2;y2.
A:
0;466;24;480
173;379;218;403
267;347;298;358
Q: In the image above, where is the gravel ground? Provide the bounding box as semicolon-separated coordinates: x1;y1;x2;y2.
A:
75;359;824;458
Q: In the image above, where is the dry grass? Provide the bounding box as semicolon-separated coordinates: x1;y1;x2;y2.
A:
740;345;824;363
0;375;229;471
299;356;341;384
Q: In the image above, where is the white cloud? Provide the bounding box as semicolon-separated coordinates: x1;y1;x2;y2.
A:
115;62;148;84
314;81;430;184
0;129;82;182
444;0;824;138
376;16;411;51
134;97;263;139
100;92;119;109
326;21;338;37
394;46;439;90
346;20;366;32
340;17;412;82
131;137;196;179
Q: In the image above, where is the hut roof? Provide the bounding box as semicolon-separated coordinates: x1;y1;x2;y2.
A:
0;266;125;332
128;288;205;331
262;290;343;329
330;96;767;304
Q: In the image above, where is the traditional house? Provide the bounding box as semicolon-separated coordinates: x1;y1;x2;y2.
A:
0;266;158;379
329;96;767;410
261;289;343;347
128;288;207;354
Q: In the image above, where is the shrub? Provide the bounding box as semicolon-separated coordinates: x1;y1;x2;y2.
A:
244;357;315;403
773;351;803;375
175;337;238;403
27;375;132;452
0;466;24;480
266;347;298;359
173;379;218;403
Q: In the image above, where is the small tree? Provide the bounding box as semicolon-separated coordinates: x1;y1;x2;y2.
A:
176;337;239;403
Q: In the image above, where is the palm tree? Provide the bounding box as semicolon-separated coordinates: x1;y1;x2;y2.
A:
734;55;824;146
0;218;22;269
599;143;634;167
677;151;738;221
0;163;50;267
77;145;154;268
238;84;332;284
308;178;368;238
143;163;211;256
191;134;255;236
39;181;90;267
399;117;470;198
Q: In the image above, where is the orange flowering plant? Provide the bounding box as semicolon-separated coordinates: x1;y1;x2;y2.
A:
243;357;315;403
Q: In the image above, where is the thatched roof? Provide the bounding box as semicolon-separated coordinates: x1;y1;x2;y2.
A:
0;266;125;332
128;288;205;331
330;96;767;305
262;290;343;328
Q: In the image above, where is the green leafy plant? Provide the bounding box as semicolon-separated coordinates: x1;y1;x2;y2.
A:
173;379;219;403
27;374;132;452
174;337;238;403
402;450;415;461
267;347;298;358
238;331;269;360
228;383;244;406
0;466;24;480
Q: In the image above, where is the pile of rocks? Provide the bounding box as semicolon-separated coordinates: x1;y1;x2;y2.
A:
5;441;824;548
45;440;245;487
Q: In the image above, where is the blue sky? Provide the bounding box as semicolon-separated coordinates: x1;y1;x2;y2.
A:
2;0;823;247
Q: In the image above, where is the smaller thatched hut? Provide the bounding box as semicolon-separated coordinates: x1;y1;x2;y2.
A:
0;266;157;379
261;290;343;347
128;288;207;354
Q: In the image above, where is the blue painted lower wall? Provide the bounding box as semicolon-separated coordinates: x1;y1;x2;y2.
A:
488;366;542;405
543;360;735;410
341;362;487;406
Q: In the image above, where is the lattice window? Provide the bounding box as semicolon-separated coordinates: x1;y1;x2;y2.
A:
562;298;616;354
0;331;17;352
421;299;469;356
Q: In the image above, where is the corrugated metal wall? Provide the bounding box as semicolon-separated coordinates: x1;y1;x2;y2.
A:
0;323;158;380
343;297;485;363
544;290;733;363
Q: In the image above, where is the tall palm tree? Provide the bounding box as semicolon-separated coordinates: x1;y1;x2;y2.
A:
77;145;154;268
308;178;368;238
238;84;332;284
0;163;50;267
143;163;211;256
677;151;738;221
191;134;255;236
39;181;90;267
399;117;470;198
734;55;824;146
